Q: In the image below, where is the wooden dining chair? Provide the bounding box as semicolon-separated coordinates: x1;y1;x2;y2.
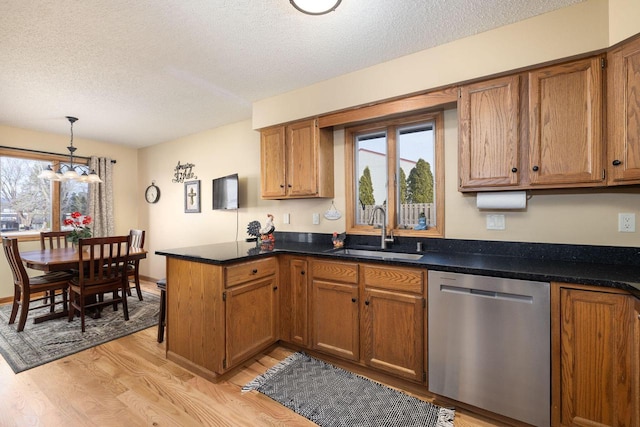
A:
40;230;73;306
2;237;72;332
126;229;145;301
68;235;131;332
40;230;72;250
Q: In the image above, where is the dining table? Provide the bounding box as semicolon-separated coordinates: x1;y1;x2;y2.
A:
19;246;148;322
20;246;147;273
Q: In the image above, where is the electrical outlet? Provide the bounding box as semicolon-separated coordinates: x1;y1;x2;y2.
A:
618;213;636;232
312;213;320;225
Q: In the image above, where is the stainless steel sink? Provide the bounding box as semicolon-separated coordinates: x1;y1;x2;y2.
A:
329;248;423;261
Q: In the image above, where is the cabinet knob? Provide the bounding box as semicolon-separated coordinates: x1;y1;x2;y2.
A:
351;298;357;303
612;159;622;166
280;184;285;188
287;184;292;188
365;300;370;306
532;165;539;172
300;271;305;275
251;269;258;274
511;167;518;173
273;286;278;291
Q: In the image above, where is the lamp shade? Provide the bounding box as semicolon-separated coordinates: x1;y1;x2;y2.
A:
290;0;341;15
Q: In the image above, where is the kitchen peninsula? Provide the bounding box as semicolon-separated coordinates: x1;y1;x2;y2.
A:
157;233;640;426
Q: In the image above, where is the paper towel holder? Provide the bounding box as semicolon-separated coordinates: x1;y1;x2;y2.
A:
476;190;529;210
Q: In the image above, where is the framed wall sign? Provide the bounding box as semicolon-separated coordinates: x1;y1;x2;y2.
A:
184;180;201;213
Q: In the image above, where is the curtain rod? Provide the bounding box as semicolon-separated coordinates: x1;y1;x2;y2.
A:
0;145;117;163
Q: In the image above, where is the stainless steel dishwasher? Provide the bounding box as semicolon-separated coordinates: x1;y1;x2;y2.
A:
428;271;550;427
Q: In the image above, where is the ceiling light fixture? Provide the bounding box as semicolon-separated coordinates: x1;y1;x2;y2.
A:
38;116;102;183
290;0;341;15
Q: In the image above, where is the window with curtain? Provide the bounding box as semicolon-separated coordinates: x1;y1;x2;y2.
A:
0;148;89;239
345;111;445;238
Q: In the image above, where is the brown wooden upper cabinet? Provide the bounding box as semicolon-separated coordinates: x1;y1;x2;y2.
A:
459;75;521;189
608;36;640;185
260;118;334;199
528;57;604;187
459;56;605;192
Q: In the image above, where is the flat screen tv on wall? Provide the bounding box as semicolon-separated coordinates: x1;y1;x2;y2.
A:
212;173;239;210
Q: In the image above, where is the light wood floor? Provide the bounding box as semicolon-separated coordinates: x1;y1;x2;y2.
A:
0;280;507;427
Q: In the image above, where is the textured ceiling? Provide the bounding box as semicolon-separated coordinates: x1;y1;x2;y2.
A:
0;0;582;148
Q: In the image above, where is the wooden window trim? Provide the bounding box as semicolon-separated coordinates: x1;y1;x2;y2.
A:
345;111;445;238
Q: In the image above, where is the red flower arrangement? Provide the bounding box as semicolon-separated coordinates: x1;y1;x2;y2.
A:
64;211;92;244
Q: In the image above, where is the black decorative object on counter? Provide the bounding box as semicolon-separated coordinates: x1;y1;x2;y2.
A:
246;220;261;242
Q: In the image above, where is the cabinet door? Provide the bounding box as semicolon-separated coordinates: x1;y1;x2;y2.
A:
289;258;309;347
528;57;604;186
311;279;359;361
459;75;521;189
608;36;640;184
225;277;278;369
555;288;637;427
286;119;318;197
363;288;423;382
260;126;287;198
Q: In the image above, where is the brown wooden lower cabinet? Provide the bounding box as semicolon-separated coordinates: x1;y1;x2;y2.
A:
361;263;425;382
165;256;279;381
225;276;278;369
552;282;639;427
311;279;360;361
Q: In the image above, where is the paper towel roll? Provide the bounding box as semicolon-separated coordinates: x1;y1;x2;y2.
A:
476;191;527;210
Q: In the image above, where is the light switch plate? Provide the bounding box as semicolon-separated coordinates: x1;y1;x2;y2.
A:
486;214;506;230
283;213;290;224
312;213;320;225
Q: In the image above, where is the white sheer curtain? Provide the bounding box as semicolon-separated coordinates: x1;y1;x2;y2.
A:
88;156;115;237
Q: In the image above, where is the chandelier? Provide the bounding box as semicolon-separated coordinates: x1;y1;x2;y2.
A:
37;116;102;183
290;0;341;15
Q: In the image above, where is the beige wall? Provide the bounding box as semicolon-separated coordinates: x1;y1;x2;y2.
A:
609;0;640;44
0;124;139;297
137;121;348;281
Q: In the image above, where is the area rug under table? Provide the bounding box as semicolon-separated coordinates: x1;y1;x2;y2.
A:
0;290;160;373
243;352;455;427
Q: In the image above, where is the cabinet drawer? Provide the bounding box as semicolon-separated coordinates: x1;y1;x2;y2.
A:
362;264;424;294
312;259;358;284
225;257;277;288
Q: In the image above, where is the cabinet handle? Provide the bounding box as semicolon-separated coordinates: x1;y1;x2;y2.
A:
365;300;370;306
251;269;258;274
532;165;539;172
351;298;357;303
511;167;518;173
612;159;622;166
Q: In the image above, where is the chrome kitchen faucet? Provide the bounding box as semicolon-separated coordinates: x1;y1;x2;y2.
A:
369;205;394;249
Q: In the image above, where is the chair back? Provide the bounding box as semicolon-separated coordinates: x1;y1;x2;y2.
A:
129;229;145;250
40;231;72;250
77;236;131;289
2;237;29;287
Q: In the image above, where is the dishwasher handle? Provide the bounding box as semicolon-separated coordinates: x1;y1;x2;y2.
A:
440;284;534;304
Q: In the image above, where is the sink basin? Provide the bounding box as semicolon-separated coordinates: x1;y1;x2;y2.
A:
329;248;424;261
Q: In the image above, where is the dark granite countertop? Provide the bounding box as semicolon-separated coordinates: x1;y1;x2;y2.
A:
156;233;640;296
